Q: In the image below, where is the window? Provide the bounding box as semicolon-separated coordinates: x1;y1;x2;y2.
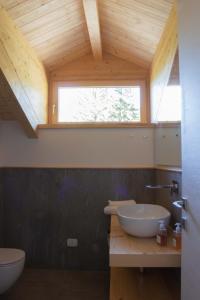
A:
154;85;181;122
51;82;148;126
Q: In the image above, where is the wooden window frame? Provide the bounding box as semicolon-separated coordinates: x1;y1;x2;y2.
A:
49;80;150;128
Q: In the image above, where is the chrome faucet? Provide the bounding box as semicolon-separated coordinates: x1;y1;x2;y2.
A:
145;180;179;195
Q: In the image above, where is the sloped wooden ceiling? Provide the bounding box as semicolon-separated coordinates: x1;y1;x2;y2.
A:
0;0;90;70
0;0;173;70
99;0;174;68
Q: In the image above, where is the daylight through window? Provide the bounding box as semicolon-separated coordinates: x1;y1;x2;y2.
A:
57;86;142;123
156;85;181;122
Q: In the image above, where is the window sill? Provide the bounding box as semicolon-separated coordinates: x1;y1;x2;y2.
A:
153;121;181;128
38;122;181;129
38;122;155;129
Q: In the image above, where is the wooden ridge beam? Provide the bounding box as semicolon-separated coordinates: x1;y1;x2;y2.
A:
83;0;102;60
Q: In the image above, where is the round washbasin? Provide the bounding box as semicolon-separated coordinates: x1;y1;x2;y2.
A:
116;204;171;238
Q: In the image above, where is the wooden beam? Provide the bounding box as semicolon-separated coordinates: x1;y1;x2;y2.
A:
0;70;38;137
0;7;48;138
168;50;180;85
82;0;102;60
150;5;178;122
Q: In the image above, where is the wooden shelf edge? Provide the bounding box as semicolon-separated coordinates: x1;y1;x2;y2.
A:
155;165;182;172
109;254;181;268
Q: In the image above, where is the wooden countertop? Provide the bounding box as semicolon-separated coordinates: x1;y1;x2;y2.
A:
109;216;181;267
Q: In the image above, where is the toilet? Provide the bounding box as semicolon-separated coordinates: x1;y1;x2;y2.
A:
0;248;25;294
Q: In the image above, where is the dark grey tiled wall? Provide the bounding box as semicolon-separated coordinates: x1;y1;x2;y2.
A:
0;169;4;247
155;170;182;225
1;168;155;270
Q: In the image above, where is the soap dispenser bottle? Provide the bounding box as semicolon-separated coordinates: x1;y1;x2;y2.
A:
172;223;182;250
156;220;168;246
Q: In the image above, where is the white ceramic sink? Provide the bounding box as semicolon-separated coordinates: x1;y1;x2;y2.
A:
117;204;171;237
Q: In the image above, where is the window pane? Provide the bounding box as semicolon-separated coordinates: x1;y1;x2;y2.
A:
157;85;181;122
57;87;141;123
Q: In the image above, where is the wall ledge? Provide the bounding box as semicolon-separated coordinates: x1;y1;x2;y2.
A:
0;165;155;169
0;165;182;172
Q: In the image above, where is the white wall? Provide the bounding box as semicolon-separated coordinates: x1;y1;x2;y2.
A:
0;121;181;167
0;121;154;167
154;127;181;166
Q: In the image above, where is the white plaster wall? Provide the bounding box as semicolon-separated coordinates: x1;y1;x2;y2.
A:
0;121;181;167
0;121;154;167
154;127;181;166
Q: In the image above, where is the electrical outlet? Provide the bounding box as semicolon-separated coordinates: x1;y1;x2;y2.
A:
67;238;78;247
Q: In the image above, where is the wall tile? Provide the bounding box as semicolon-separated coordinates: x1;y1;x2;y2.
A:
0;168;4;247
2;168;155;270
155;170;182;225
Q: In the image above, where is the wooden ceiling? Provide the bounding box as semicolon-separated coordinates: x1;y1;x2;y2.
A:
0;0;173;70
99;0;173;68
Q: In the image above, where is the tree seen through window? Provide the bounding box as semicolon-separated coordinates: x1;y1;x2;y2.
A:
58;87;141;123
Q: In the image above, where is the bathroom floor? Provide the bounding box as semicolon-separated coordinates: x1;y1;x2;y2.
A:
0;269;109;300
0;268;180;300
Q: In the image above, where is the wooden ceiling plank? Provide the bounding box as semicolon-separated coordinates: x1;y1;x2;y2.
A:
43;43;90;65
35;31;89;56
100;2;165;27
31;24;88;48
0;0;26;10
29;23;87;48
10;0;78;26
101;23;157;45
39;41;90;62
104;43;150;69
99;7;163;36
22;9;84;35
37;36;90;60
25;18;85;42
20;4;84;34
83;0;102;60
102;28;156;56
4;0;57;19
100;17;159;44
47;46;91;70
103;38;153;61
101;0;172;21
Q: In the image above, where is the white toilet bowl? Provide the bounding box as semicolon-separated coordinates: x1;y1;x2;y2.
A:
0;248;25;294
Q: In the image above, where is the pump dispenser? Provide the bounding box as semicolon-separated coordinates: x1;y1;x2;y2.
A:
156;220;167;246
173;223;182;250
